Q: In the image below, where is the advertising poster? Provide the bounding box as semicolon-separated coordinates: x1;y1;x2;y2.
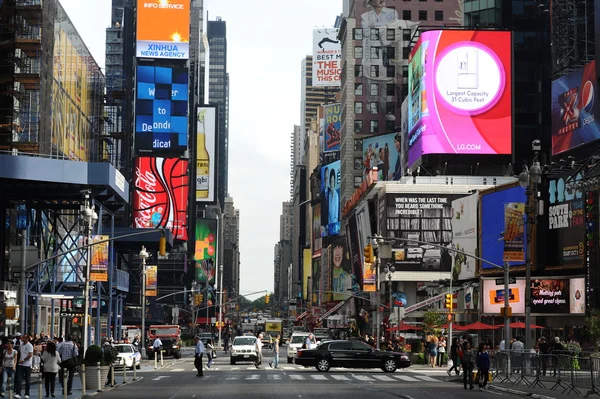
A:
464;286;474;310
136;0;190;59
320;160;341;236
531;279;569;314
384;193;458;272
551;61;600;155
347;214;364;292
135;66;189;153
482;279;525;314
480;185;528;270
132;157;189;241
312;28;341;87
90;235;109;282
323;104;342;152
303;249;312;300
196;107;217;203
330;236;352;301
450;194;478;280
194;219;217;284
312;203;322;258
362;133;403;181
570;277;586;314
313;258;322;305
145;265;157;297
503;203;525;262
547;171;585;268
407;30;512;167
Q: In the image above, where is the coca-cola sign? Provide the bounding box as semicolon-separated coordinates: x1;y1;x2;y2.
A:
133;157;189;240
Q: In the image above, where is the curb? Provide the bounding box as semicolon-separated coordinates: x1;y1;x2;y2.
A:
488;384;557;399
80;376;144;398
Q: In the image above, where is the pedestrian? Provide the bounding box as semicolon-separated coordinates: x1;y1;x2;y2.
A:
254;333;263;369
447;338;460;376
57;335;78;396
437;336;446;367
14;334;33;399
462;341;474;390
223;334;229;353
206;339;214;369
269;334;280;369
476;343;490;391
194;336;204;377
1;340;18;398
429;335;438;368
41;341;61;398
131;335;140;352
511;336;524;373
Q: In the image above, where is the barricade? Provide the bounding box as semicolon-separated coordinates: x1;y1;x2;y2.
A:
550;354;577;394
588;356;600;397
493;351;511;383
519;351;545;389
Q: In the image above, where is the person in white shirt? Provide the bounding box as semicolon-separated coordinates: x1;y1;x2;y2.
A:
14;334;33;399
1;340;18;397
194;336;205;377
254;333;263;369
152;337;163;358
40;341;61;398
499;339;506;351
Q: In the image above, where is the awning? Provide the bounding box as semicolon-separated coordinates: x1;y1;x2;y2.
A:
318;297;351;322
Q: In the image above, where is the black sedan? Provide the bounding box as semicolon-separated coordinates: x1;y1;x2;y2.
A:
294;340;411;372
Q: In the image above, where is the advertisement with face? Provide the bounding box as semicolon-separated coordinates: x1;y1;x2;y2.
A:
135;66;189;154
407;30;512;167
320;160;341;236
132;157;189;241
312;28;341;87
570;278;586;314
196;107;217;202
362;133;403;181
450;194;478;280
330;237;352;301
482;279;525;314
194;219;217;284
551;61;600;155
136;0;190;59
323;104;342;152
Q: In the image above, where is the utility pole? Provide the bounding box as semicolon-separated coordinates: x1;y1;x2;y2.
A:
19;229;27;333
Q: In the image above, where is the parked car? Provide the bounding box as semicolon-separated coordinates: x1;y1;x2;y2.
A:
230;336;258;365
287;332;312;363
113;343;141;370
294;339;411;372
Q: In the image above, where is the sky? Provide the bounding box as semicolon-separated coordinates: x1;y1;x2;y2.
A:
59;0;343;299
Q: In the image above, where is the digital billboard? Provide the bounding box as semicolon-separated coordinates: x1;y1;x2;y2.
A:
407;30;512;167
312;28;341;87
482;279;525;314
323;104;342;152
320;160;341;236
362;133;402;181
194;219;217;284
196;107;217;203
450;194;478;280
551;61;600;155
132;157;189;241
135;65;188;153
530;278;586;314
136;0;190;59
312;203;322;258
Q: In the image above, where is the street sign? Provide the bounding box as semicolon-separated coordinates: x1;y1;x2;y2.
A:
495;277;516;285
12;271;33;279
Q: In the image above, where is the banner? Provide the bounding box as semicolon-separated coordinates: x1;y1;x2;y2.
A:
90;235;109;282
330;236;352;301
312;28;341;87
145;265;157;296
196;107;217;203
323;104;342;152
194;219;217;284
312;203;322;258
451;194;478;280
503;203;525;262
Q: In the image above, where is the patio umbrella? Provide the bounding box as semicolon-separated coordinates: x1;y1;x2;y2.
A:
509;321;545;329
461;321;501;330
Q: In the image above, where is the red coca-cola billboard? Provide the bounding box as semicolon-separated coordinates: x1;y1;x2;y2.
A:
133;157;189;241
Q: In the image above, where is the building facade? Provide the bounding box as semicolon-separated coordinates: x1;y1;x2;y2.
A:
223;196;240;299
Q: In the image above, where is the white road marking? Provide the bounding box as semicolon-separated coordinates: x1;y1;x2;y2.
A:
230;367;240;370
353;375;375;381
310;374;328;380
225;376;238;380
152;376;169;381
372;375;395;381
331;375;350;381
290;374;306;380
171;368;185;372
394;375;420;382
268;374;282;380
415;375;441;382
246;374;261;380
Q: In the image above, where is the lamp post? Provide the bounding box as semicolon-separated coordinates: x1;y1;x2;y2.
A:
384;263;395;330
81;190;98;354
139;246;149;358
218;264;224;349
518;139;543;350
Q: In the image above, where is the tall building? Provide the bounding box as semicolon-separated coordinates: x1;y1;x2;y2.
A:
207;18;229;209
280;202;293;242
275;202;294;305
223;196;240;298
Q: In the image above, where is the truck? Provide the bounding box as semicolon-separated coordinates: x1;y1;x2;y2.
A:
146;325;182;360
264;319;283;347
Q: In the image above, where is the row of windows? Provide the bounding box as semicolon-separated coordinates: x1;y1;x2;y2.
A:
353;119;396;134
354;64;397;78
355;83;396;97
354;102;396;115
353;28;412;42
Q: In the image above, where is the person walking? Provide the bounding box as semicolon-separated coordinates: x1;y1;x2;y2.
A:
152;336;163;360
194;336;205;377
14;334;33;399
476;343;490;391
254;333;263;369
223;334;229;354
462;342;474;390
206;339;214;369
269;334;280;369
447;338;460;376
57;335;78;396
429;335;439;368
1;340;17;398
40;341;61;398
437;336;447;367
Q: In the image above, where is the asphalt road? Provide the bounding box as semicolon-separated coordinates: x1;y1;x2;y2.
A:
88;351;525;399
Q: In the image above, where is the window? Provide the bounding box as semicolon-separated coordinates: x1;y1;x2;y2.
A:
354;102;363;114
402;47;411;60
403;65;409;78
330;342;353;351
354;157;363;170
435;10;443;21
386;120;396;132
354;46;363;59
354;83;363;96
354;176;363;188
370;28;379;41
353;28;363;40
354;120;363;133
355;65;363;77
435;0;443;2
354;139;363;151
369;102;379;114
370;120;379;133
386;65;395;78
370;83;379;97
370;47;379;59
386;29;395;41
403;30;411;41
386;84;395;96
386;46;396;60
402;10;411;20
386;102;395;114
351;341;373;351
419;10;427;20
370;65;379;78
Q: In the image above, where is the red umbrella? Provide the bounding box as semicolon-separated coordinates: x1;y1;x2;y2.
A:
441;323;464;329
386;324;423;332
461;321;501;330
509;321;545;329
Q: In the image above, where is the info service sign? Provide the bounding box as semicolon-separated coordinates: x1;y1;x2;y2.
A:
136;0;190;60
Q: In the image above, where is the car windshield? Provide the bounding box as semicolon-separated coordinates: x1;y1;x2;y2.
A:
233;337;256;346
115;345;133;353
150;327;179;336
291;336;308;344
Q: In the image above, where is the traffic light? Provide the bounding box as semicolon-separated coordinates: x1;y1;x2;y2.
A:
364;244;374;264
265;294;270;304
444;294;452;310
159;236;167;256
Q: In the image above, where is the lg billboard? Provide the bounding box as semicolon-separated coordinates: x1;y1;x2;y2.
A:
136;0;190;60
407;30;513;167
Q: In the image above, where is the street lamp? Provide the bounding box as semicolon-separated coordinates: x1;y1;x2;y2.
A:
384;263;395;329
518;140;543;350
81;190;98;354
139;246;149;358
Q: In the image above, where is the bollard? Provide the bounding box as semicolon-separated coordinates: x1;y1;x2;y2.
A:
8;375;13;399
64;369;68;398
112;365;115;387
122;362;127;384
160;350;164;367
38;374;42;399
133;359;138;381
81;364;86;395
154;353;158;369
96;362;102;392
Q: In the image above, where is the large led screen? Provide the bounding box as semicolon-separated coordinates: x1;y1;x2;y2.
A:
531;278;586;314
194;219;217;284
482;279;525;314
320;160;341;236
362;133;402;181
135;66;188;154
407;30;512;167
136;0;190;59
551;61;600;155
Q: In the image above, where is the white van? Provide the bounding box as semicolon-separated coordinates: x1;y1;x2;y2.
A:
286;332;311;363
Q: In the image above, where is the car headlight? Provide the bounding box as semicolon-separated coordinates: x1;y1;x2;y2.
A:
172;345;179;349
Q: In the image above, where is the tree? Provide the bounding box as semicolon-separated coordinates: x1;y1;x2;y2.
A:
421;311;445;334
586;309;600;352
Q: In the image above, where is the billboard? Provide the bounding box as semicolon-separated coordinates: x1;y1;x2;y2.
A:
135;65;189;153
194;219;217;284
320;160;341;236
323;104;342;152
136;0;190;59
450;194;478;280
145;265;157;296
196;107;217;203
480;185;527;271
482;279;525;314
503;202;525;262
330;236;352;301
312;28;341;87
551;61;600;155
50;5;104;161
362;133;403;181
132;157;189;241
546;171;585;268
531;278;586;314
90;235;109;282
303;249;312;300
312;203;322;258
407;30;512;167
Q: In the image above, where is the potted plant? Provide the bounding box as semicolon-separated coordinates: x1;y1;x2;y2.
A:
82;345;115;391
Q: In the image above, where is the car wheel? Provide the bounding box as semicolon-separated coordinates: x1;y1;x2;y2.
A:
383;359;397;373
287;357;292;364
230;358;236;365
316;358;331;372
